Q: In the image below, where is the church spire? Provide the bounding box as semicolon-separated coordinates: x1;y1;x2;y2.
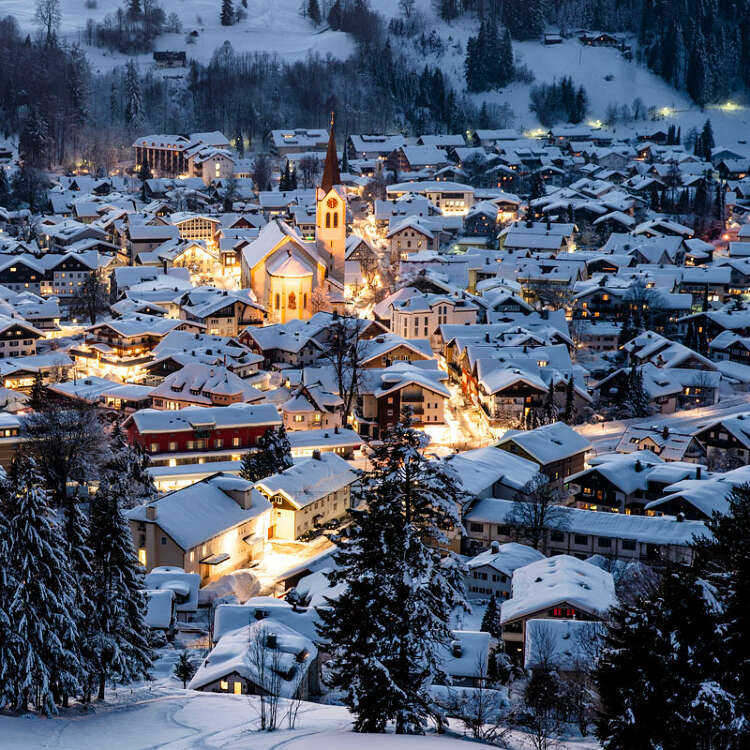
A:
320;112;340;194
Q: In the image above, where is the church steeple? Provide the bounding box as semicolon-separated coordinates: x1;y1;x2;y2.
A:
320;112;340;194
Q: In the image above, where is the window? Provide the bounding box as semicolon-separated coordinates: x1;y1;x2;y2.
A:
469;522;484;533
597;536;612;548
275;293;280;310
550;530;565;542
333;212;339;228
622;539;637;551
574;534;589;545
325;213;331;229
161;536;167;545
294;415;304;422
150;443;159;453
496;525;510;536
168;441;177;452
138;548;146;566
288;292;296;309
220;680;229;691
232;437;240;447
303;293;308;308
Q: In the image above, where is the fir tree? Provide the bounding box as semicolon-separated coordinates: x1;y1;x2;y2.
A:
623;365;651;418
87;472;152;701
0;458;81;714
124;60;143;125
563;376;576;425
596;566;737;750
700;119;715;161
692;483;750;746
279;161;294;192
28;371;49;412
220;0;234;26
174;651;196;688
307;0;321;25
108;423;157;508
235;129;244;158
0;168;10;208
317;412;467;733
480;592;502;638
239;427;293;483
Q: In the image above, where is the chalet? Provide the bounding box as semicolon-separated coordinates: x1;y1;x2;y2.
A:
500;555;616;663
178;287;265;337
388;217;436;265
256;452;358;539
125;474;271;580
148;363;265;410
0;316;43;359
153;50;186;68
465;542;544;600
496;422;591;489
125;403;282;466
463;497;706;563
615;425;707;463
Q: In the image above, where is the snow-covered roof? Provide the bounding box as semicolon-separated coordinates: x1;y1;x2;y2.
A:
126;474;271;551
256;453;357;509
467;542;545;576
501;555;617;623
144;568;200;612
444;446;540;495
189;620;317;697
497;422;592;465
127;403;281;434
465;497;709;547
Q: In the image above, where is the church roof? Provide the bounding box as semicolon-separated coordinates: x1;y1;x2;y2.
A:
320;118;341;194
267;251;314;278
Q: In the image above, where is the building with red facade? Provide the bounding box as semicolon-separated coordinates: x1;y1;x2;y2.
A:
124;403;282;466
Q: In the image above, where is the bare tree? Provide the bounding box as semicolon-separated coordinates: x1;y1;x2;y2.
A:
35;0;61;45
523;279;570;312
435;654;514;745
21;403;109;508
298;156;320;189
322;316;366;426
253;153;272;192
507;474;569;553
70;267;110;325
399;0;416;17
247;624;282;731
310;286;331;313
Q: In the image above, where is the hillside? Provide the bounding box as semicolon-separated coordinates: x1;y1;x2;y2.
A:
5;0;750;144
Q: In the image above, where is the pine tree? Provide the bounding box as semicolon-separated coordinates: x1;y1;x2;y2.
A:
124;60;143;125
235;128;244;158
317;412;467;733
87;472;152;701
174;651;196;688
563;377;576;425
28;371;49;412
307;0;321;25
0;168;10;208
279;161;293;192
623;365;651;418
220;0;234;25
239;427;293;483
700;119;715;161
692;484;750;746
0;458;82;714
480;592;502;638
108;423;157;508
596;566;737;750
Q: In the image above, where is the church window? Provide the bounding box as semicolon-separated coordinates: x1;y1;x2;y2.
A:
325;213;331;229
288;292;296;309
327;197;337;209
303;293;308;308
333;212;339;228
275;294;280;310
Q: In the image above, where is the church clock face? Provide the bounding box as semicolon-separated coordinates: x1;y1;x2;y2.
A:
326;197;338;209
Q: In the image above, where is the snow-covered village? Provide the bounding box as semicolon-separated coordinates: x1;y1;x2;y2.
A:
0;0;750;748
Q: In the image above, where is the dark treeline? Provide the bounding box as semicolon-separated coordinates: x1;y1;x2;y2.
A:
0;4;509;173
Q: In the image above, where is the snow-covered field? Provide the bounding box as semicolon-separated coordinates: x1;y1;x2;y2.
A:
0;645;601;750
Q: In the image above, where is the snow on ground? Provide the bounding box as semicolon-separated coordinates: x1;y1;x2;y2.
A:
6;0;354;72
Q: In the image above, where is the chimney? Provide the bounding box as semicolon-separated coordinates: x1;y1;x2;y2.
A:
696;466;702;479
634;459;643;472
490;540;501;553
266;632;278;648
451;640;463;658
225;486;254;510
676;512;685;522
145;504;157;520
312;449;322;461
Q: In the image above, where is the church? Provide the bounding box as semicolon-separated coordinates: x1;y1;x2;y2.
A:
240;119;347;324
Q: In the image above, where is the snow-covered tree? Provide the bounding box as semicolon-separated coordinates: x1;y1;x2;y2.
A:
317;412;467;733
507;474;568;553
174;651;196;688
596;565;737;749
124;60;143;125
0;458;81;714
481;592;502;638
239;426;293;483
70;268;110;325
220;0;235;26
108;423;158;509
87;472;152;700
